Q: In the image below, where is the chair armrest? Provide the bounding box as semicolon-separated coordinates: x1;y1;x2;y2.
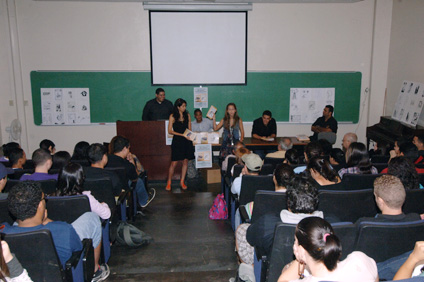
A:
66;250;82;270
116;190;130;205
239;205;251;223
224;176;232;188
81;239;94;282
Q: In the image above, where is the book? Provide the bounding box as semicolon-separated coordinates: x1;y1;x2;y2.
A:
183;129;196;141
296;134;310;142
206;105;217;120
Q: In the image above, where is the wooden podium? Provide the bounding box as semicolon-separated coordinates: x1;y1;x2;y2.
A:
116;121;180;181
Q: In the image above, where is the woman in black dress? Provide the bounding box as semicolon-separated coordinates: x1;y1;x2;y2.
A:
166;98;194;191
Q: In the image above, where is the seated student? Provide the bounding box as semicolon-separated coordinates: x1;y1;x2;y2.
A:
384;157;420;190
388;139;417;163
243;163;295;220
1;181;109;281
52;151;71;170
57;162;111;220
231;153;263;198
236;175;323;268
293;141;323;174
20;149;58;181
71;141;90;161
221;141;245;173
0;163;13;200
283;148;300;166
8;148;26;170
369;140;391;158
0;142;20;163
307;157;343;189
39;139;56;155
329;148;346;167
106;136;155;208
230;146;251;177
265;137;293;159
0;239;33;281
413;135;424;164
84;143;124;197
191;109;214;132
277;217;378;282
356;175;421;225
338;142;378;178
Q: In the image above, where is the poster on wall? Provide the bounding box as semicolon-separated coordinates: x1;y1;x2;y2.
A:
194;87;208;109
289;88;335;123
392;80;424;127
40;88;90;125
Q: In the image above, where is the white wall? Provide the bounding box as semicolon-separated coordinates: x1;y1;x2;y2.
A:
0;0;394;154
386;0;424;117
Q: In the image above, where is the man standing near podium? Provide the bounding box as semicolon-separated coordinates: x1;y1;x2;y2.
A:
142;88;173;121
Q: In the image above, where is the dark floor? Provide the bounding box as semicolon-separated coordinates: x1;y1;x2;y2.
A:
106;176;238;282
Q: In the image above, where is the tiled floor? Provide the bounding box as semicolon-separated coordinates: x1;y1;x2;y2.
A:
106;177;238;281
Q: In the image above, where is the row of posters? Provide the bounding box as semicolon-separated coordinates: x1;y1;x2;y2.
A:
41;88;90;125
392;81;424;127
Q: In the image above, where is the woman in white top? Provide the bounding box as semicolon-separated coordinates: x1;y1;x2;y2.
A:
278;217;378;282
56;162;111;220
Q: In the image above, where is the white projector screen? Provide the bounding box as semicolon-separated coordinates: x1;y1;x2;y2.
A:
149;11;247;85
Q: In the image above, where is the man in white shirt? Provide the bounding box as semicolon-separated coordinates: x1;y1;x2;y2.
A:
191;109;214;132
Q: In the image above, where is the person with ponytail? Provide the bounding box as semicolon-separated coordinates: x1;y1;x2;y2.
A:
278;217;378;282
307;157;344;190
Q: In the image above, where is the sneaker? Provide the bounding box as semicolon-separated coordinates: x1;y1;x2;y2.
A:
91;264;110;282
141;188;156;208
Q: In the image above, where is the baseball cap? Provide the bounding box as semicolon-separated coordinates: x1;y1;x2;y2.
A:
0;163;13;179
241;153;263;172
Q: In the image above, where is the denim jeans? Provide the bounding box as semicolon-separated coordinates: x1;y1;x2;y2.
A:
72;212;102;248
377;250;412;281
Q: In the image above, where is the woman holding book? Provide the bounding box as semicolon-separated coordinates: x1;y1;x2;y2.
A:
166;98;195;191
213;103;244;163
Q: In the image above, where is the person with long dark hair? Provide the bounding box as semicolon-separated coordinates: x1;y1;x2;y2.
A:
71;141;89;160
213;103;245;163
338;142;378;178
307;157;343;189
387;156;420;190
278;217;378;282
166;98;195;191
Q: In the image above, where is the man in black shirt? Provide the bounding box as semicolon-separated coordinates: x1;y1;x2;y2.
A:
251;110;277;159
84;143;124;196
106;136;155;208
311;105;338;141
142;88;174;121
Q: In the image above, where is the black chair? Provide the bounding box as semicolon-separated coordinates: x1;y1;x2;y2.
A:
38;179;58;195
239;175;275;206
404;189;424;214
263;157;284;170
250;191;287;224
3;229;94;282
266;222;356;282
259;164;274;175
83;178;116;213
355;220;424;263
3;179;20;193
233;164;243;179
0;199;15;225
7;169;33;180
318;189;378;223
23;159;34;169
46;195;91;223
371;155;390;164
342;173;383;190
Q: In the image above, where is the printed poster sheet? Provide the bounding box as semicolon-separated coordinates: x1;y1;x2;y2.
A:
165;120;173;145
392;81;424;127
41;88;90;125
289;88;335;123
195;144;212;169
194;87;208;109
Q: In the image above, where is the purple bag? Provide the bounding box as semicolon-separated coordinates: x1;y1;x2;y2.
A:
209;193;228;220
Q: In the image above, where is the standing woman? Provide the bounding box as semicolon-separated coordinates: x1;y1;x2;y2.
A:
213;103;245;163
166;98;194;191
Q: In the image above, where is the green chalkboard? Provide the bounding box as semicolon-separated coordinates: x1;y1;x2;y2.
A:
30;71;361;125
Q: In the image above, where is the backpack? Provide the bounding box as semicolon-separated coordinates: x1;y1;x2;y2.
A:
209;193;228;220
115;221;153;247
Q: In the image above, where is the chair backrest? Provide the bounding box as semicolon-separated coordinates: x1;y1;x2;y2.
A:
404;188;424;215
104;166;128;188
260;164;274;175
233;164;243;179
267;221;356;282
263;157;284;170
83;178;116;211
46;195;91;224
225;157;237;178
7;169;34;180
38;179;58;195
3;179;20;193
2;229;67;281
250;191;286;224
0;199;15;225
371;155;390;164
239;175;274;205
355;220;424;263
318;132;337;144
318;189;378;223
23;159;35;169
342;173;383;190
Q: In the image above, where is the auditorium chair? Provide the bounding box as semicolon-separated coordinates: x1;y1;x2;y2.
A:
259;164;274;175
404;188;424;214
341;173;383;190
263;157;284;171
240;190;286;224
